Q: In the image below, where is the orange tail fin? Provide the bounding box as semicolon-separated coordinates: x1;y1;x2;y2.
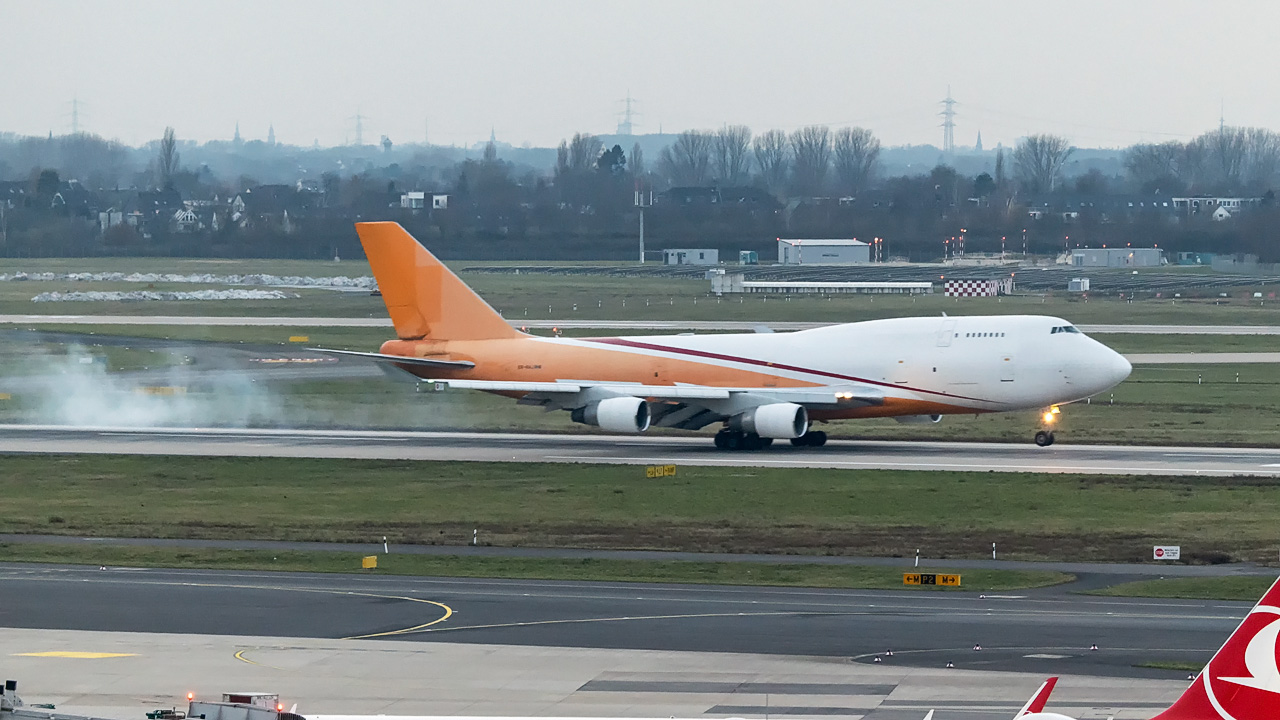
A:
1152;576;1280;720
355;222;521;341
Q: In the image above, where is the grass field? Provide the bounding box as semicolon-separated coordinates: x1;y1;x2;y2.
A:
1086;576;1277;601
2;456;1280;563
5;261;1280;324
0;543;1069;591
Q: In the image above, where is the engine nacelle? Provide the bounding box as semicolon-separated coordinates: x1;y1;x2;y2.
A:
570;396;651;433
729;402;808;439
893;414;943;424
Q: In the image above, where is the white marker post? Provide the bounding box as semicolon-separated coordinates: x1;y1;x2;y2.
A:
992;542;997;560
915;548;920;568
383;536;389;554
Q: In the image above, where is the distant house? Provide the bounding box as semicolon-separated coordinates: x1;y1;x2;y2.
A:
51;180;96;217
232;184;312;233
0;180;26;209
172;208;199;233
1173;196;1261;218
400;191;450;212
660;187;719;206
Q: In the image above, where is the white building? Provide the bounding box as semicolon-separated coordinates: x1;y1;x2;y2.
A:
1070;248;1164;268
663;248;719;266
777;238;870;264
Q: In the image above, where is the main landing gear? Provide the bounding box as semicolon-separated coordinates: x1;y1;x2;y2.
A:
713;429;826;451
714;429;773;451
1034;430;1055;447
790;431;827;447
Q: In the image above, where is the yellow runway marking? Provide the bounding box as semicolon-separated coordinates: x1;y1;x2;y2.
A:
14;651;136;659
234;649;283;670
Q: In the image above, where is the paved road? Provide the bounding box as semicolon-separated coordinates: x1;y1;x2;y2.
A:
5;314;1280;334
4;424;1280;476
0;563;1253;679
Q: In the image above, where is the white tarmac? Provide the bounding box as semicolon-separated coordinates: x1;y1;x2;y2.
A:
0;628;1186;720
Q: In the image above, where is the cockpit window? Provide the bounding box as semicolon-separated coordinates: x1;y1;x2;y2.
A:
1050;325;1081;334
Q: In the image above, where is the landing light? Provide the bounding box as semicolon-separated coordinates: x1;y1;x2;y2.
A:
1042;412;1056;424
187;693;194;702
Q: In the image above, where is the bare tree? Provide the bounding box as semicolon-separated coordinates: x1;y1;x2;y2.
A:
629;142;645;178
1125;141;1185;190
1206;127;1248;189
158;126;179;189
753;129;789;195
713;125;752;185
832;127;880;194
657;130;713;186
790;125;831;196
567;133;603;172
1013;134;1073;193
555;140;570;179
994;147;1006;190
1245;128;1280;190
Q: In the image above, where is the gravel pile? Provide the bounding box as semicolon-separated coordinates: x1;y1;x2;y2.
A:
32;289;300;302
2;271;375;290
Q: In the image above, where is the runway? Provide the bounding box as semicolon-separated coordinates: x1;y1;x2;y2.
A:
4;424;1280;475
0;563;1249;679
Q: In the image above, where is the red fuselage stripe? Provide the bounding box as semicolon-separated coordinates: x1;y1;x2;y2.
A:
584;337;999;404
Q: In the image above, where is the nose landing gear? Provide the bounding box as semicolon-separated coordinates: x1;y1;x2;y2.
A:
1034;406;1060;447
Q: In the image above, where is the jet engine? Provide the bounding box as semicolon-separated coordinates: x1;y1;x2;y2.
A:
893;414;942;424
729;402;808;439
570;396;651;433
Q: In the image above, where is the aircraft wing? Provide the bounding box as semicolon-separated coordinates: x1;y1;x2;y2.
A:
313;349;476;370
428;379;883;430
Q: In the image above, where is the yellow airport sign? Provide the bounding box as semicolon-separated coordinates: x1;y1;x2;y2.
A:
903;573;961;587
645;464;677;478
361;555;378;569
136;386;187;396
289;335;310;343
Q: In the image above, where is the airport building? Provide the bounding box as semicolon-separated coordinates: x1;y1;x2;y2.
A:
662;248;719;265
777;238;870;264
1070;247;1164;268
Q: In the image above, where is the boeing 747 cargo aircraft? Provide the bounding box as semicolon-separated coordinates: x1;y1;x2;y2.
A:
330;222;1131;450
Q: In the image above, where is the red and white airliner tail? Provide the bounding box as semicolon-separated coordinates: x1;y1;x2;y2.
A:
1017;677;1059;716
1148;576;1280;720
1017;576;1280;720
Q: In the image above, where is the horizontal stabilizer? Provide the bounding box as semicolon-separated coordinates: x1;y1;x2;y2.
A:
313;348;475;369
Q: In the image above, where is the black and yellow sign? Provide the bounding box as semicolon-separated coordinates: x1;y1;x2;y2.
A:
903;573;961;586
645;464;677;478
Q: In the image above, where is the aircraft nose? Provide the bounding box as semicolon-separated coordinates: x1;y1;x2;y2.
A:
1105;348;1132;387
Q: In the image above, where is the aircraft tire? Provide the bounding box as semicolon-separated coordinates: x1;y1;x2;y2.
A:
1034;430;1053;447
714;431;729;450
725;432;743;451
759;437;774;448
790;437;807;447
806;431;827;447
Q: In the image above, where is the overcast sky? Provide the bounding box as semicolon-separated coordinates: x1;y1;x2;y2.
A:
2;0;1277;150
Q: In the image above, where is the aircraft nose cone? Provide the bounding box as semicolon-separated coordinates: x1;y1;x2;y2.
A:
1107;349;1132;387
